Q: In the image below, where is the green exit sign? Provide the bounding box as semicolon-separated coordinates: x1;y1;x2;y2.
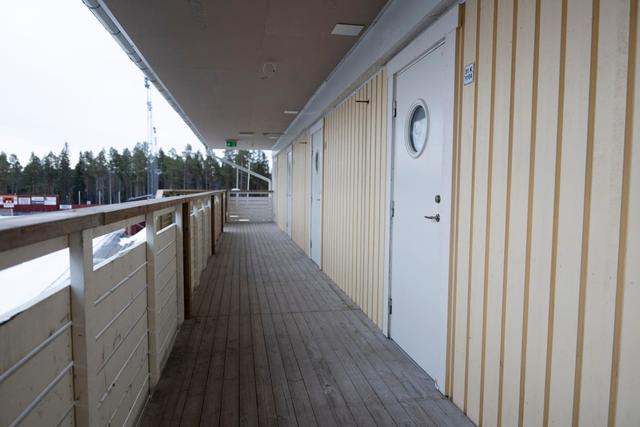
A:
225;139;237;148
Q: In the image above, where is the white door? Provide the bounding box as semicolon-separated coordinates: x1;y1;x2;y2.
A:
389;39;455;390
310;121;323;266
286;148;293;237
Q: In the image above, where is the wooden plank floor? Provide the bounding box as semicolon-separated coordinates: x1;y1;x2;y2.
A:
142;223;473;427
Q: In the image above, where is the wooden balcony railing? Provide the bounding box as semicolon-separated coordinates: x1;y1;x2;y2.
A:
227;190;274;222
0;190;225;427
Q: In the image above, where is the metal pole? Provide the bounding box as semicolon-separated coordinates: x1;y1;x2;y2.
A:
247;160;251;191
212;153;271;188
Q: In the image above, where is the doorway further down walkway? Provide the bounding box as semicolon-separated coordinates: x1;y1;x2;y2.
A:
141;223;473;427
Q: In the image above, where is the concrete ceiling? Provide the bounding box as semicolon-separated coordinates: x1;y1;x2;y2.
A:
100;0;388;150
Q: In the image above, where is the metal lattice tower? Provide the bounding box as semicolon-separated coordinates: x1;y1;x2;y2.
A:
145;77;158;196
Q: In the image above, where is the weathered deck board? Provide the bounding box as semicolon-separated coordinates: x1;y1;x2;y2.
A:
141;223;473;427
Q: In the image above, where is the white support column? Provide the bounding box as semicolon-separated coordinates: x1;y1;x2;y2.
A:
175;207;185;325
145;211;160;388
68;229;97;427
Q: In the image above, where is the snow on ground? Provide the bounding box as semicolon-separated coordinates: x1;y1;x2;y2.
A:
0;226;146;322
0;248;70;322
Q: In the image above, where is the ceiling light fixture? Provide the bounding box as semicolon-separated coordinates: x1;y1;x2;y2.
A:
284;110;299;115
264;132;283;140
331;23;365;37
238;131;254;136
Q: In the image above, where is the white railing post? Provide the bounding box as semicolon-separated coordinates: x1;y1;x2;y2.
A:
68;229;97;427
181;201;193;319
145;211;160;388
175;206;185;324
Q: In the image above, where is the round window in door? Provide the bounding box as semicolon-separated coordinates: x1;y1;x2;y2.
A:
405;100;429;157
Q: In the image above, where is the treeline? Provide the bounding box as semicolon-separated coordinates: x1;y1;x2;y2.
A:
0;143;270;204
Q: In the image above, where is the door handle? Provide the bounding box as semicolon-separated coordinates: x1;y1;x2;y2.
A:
424;213;440;222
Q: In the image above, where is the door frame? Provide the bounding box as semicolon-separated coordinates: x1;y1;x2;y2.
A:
309;118;324;267
382;6;460;343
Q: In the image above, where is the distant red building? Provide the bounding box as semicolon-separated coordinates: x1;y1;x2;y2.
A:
1;194;93;214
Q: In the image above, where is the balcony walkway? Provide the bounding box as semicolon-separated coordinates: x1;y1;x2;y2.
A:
141;223;472;427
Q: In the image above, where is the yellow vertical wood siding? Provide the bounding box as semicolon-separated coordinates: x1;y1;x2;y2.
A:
449;1;640;426
292;131;311;254
274;152;287;232
323;70;388;328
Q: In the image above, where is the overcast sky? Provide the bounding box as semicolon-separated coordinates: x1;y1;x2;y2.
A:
0;1;218;165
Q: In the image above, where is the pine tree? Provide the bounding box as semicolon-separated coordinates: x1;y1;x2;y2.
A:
0;152;12;193
23;153;44;193
56;143;72;203
8;154;23;194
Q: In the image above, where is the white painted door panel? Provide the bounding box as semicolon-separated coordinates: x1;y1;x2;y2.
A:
310;126;323;266
389;39;455;390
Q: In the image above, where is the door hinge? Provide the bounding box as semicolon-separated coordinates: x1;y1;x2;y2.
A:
388;298;392;315
393;100;397;118
391;200;395;218
310;240;313;249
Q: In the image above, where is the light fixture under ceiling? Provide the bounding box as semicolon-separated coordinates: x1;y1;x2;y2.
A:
264;132;283;140
284;110;299;115
238;131;254;136
331;23;365;37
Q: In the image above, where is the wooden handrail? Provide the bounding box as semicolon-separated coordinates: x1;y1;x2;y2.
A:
0;191;224;253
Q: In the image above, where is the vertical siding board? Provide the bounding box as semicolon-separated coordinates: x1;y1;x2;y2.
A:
358;85;363;311
451;0;638;422
348;95;351;290
336;105;341;280
467;0;496;422
355;88;360;308
342;100;347;291
333;109;338;277
614;4;640;423
367;80;373;321
368;80;374;320
578;0;630;425
330;109;335;277
305;70;388;330
374;74;383;325
338;105;342;282
357;90;363;309
481;0;514;424
276;152;289;232
292;135;310;253
306;130;311;252
379;74;388;326
370;76;378;325
499;0;537;424
521;0;563;424
334;103;345;289
330;109;335;278
344;97;350;298
372;73;380;328
356;87;363;310
452;0;478;408
363;83;370;317
448;17;464;397
364;81;372;319
546;0;593;425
